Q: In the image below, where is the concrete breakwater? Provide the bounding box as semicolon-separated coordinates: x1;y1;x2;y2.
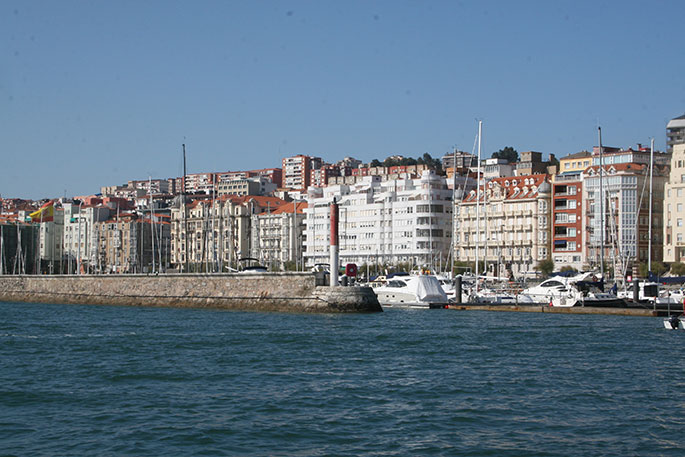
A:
0;273;383;313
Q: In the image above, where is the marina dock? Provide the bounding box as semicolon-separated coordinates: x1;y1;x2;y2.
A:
448;304;663;317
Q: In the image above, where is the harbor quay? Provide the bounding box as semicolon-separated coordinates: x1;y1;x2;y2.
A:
0;273;382;313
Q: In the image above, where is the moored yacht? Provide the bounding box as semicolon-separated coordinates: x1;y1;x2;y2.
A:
520;272;625;307
373;275;449;309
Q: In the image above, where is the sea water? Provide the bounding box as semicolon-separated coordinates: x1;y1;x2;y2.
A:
1;301;684;456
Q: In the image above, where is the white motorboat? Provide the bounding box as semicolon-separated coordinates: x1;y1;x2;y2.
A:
374;275;449;309
617;281;660;304
468;288;520;304
663;314;685;330
520;274;586;306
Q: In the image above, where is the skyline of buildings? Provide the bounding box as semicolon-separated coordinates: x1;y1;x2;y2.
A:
2;113;685;278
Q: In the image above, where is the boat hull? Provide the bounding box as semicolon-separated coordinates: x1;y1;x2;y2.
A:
375;291;448;309
663;317;685;330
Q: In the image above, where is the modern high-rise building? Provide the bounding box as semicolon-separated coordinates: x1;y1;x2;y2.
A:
667;113;685;154
282;155;322;191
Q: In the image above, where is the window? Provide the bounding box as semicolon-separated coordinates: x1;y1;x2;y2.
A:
679;203;683;213
678;219;683;227
568;200;577;209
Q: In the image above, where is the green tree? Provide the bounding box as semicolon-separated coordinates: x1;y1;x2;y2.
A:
639;261;668;278
383;157;398;167
492;146;519;163
560;265;578;273
370;159;382;167
536;258;555;277
671;262;685;276
282;260;297;272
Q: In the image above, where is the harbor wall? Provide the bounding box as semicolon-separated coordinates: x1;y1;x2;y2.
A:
0;273;382;313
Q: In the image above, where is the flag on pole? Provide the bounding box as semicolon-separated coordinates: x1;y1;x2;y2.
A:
30;200;55;223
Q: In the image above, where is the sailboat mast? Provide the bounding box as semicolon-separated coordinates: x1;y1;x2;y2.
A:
648;138;654;276
450;147;457;276
182;144;189;273
149;176;155;274
476;120;482;289
0;225;4;275
598;127;605;280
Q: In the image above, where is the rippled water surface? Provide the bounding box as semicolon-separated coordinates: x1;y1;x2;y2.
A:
2;301;684;456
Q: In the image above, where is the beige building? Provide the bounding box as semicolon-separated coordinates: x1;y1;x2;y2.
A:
664;143;685;263
170;195;287;272
559;151;592;174
94;213;170;273
454;174;552;278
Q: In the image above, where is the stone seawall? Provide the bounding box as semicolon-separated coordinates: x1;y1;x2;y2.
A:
0;273;382;313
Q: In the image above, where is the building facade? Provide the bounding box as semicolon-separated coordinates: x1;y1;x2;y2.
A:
170;195;287;272
251;201;307;270
584;162;666;278
667;113;685;154
282;155;322;191
454;174;552;278
551;176;584;270
559;151;592;174
664;143;685;263
62;202;111;274
94;213;170;273
304;171;453;271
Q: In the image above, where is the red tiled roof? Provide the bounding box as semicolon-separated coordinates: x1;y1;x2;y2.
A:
271;201;308;215
463;174;550;202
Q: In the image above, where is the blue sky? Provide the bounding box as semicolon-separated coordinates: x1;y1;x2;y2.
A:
2;0;684;200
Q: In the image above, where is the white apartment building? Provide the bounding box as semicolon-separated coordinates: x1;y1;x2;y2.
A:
62;202;111;273
304;170;453;271
481;158;515;179
37;208;64;273
250;201;306;270
664;143;685;263
454;174;552;278
584;162;666;278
